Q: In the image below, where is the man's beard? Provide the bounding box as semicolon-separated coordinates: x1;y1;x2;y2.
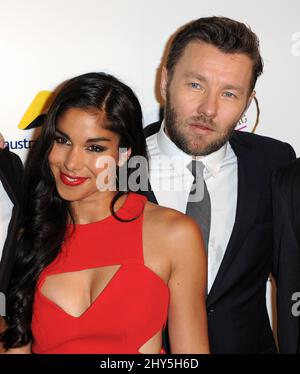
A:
164;96;236;157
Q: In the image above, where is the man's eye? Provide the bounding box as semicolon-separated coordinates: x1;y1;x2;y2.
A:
87;145;106;153
223;91;236;98
55;136;70;145
190;82;201;89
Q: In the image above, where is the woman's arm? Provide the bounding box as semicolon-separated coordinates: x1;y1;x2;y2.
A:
166;215;209;354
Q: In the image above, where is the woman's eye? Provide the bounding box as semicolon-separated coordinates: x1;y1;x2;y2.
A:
87;145;106;153
55;136;70;145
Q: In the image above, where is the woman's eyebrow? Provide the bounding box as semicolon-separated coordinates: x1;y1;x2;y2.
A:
86;137;111;143
55;129;111;143
55;129;69;139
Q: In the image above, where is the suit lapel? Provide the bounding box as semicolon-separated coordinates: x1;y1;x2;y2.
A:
207;133;262;306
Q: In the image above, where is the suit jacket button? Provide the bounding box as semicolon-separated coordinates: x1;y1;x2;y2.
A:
208;309;215;314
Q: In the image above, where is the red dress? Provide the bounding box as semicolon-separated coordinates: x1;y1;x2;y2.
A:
31;192;169;353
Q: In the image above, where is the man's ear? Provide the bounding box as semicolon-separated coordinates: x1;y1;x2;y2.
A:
118;147;132;167
160;67;168;101
245;90;256;112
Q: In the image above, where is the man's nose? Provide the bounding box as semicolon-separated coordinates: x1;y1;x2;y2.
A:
197;91;218;119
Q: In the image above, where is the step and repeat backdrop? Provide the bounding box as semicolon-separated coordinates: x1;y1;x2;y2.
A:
1;0;299;334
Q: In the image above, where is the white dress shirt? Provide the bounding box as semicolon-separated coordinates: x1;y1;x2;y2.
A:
0;180;13;262
146;122;238;292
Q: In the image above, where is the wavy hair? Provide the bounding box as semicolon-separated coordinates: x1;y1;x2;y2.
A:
1;72;147;349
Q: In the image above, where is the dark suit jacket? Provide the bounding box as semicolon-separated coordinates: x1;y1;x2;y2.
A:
0;147;23;294
272;158;300;353
142;122;296;353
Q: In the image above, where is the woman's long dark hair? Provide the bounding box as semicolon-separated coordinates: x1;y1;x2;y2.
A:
0;72;147;349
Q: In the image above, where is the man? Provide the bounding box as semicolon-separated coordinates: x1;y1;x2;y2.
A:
272;159;300;353
143;17;296;353
0;134;23;300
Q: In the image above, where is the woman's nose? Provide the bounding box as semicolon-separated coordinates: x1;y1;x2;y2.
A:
64;147;83;172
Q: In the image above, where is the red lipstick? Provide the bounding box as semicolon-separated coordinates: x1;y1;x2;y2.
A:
60;172;88;186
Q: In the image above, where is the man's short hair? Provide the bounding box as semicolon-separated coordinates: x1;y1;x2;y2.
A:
166;16;263;92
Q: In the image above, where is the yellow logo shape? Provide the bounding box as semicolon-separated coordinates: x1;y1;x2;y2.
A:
18;91;52;130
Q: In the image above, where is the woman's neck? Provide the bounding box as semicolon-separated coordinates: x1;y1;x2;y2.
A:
69;191;126;224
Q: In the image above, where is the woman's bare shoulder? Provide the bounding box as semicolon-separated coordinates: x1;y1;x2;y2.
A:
143;202;203;247
143;202;206;280
144;201;186;223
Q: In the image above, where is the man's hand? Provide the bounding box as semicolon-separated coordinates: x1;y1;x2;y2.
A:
0;133;6;149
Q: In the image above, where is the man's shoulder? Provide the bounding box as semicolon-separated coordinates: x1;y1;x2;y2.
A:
0;147;20;160
273;157;300;189
0;148;23;174
10;150;23;165
231;130;295;161
232;130;291;148
282;157;300;171
144;122;161;138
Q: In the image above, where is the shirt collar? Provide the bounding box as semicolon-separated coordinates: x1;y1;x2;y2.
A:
157;121;227;178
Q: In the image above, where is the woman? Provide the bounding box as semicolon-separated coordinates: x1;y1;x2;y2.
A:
1;72;209;354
